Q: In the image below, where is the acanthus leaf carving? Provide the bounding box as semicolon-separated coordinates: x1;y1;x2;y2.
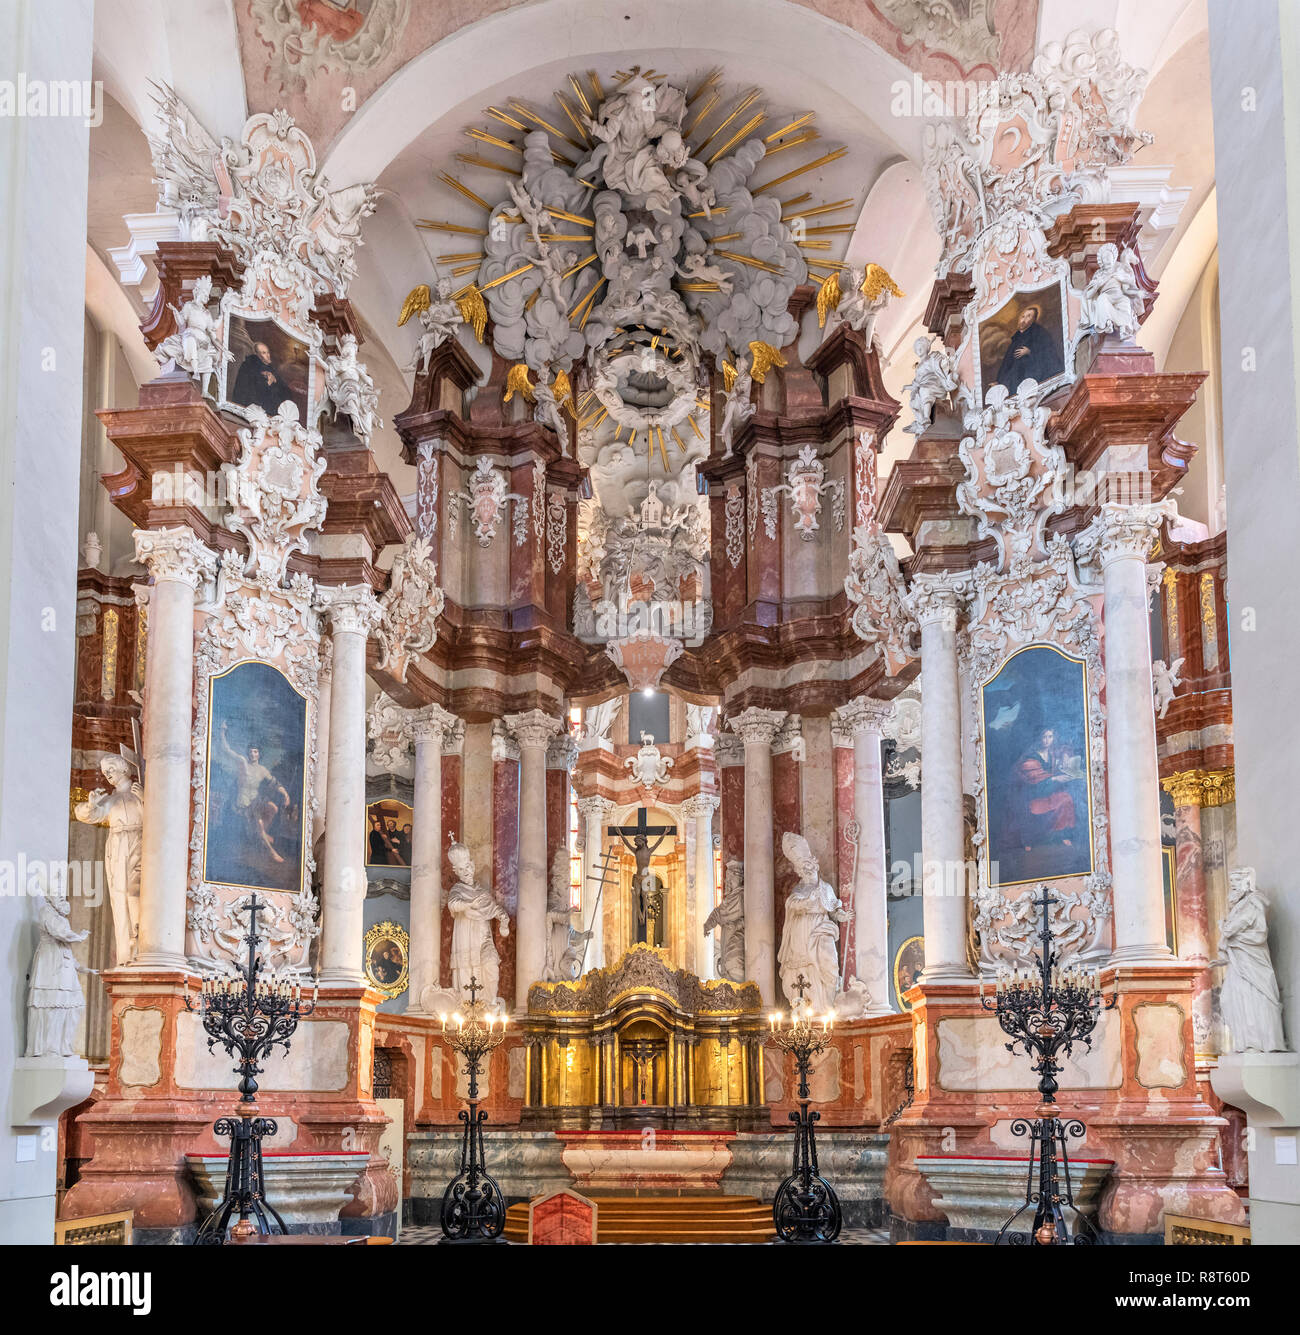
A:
375;534;444;683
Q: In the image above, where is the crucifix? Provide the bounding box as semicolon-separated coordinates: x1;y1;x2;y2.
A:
608;807;676;948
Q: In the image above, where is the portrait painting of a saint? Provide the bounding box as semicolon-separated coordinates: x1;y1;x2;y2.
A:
978;281;1066;398
224;315;312;422
204;661;307;894
981;644;1093;887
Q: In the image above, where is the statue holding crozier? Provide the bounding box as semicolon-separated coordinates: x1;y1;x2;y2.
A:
608;808;676;949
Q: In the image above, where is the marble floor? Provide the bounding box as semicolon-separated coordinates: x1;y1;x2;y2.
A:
397;1225;891;1245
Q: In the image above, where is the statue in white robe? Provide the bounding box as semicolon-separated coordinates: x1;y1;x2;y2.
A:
27;881;96;1057
704;859;746;983
446;840;510;1007
73;755;143;966
1215;867;1288;1053
777;833;848;1013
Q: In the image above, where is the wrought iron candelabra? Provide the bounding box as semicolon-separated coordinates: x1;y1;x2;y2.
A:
981;886;1115;1246
768;975;841;1244
438;977;509;1244
184;894;316;1244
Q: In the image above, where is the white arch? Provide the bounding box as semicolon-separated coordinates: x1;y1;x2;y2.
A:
321;0;926;186
93;0;247;138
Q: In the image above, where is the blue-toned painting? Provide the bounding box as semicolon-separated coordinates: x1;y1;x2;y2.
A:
981;644;1093;887
204;661;307;893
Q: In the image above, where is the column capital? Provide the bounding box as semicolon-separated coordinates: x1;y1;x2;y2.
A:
680;792;720;819
728;706;787;747
1161;768;1206;808
547;732;580;772
503;708;565;750
1164;766;1236;808
903;571;970;629
410;702;459;747
1091;501;1170;568
133;525;217;589
832;695;893;742
577;794;615;819
315;582;382;636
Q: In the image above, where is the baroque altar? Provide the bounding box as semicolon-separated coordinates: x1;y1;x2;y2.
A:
522;944;769;1131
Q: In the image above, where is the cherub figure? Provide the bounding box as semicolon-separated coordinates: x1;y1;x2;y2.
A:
903;335;961;435
155;274;228;396
1079;242;1145;342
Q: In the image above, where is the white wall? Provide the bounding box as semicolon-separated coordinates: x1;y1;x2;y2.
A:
0;0;96;1243
1208;0;1300;1244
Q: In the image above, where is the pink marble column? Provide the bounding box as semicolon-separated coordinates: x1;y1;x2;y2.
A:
504;709;564;1010
439;751;462;988
728;707;787;1006
1163;773;1215;1057
833;696;893;1015
407;704;457;1013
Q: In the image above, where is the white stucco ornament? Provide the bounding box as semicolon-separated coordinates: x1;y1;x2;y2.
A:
625;732;673;789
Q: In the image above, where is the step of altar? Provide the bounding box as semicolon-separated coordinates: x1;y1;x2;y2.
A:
504;1194;776;1244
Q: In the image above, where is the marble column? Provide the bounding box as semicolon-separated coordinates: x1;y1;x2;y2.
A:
315;586;382;984
132;527;216;968
577;795;614;970
832;697;894;1014
729;708;787;1005
407;705;458;1012
682;793;720;979
1162;770;1216;1056
908;575;972;983
312;638;332;844
1098;505;1173;964
504;710;564;1008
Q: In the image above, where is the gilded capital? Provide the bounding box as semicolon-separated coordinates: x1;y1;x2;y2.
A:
1199;768;1235;807
1161;769;1206;808
1161;767;1236;808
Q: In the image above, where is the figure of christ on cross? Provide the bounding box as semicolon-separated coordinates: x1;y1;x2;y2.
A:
608;807;677;949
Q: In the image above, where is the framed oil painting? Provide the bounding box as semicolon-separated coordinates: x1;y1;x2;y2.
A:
977;280;1066;401
223;314;312;422
203;661;307;894
980;644;1093;888
364;921;409;999
366;799;414;868
892;935;924;1012
1163;845;1179;955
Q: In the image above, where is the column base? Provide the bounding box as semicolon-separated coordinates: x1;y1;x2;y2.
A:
131;951;190;971
318;969;367;986
1108;943;1177;966
919;965;975;986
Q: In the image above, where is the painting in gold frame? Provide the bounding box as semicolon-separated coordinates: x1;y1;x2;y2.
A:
203;660;307;894
893;935;924;1011
980;644;1094;888
364;921;409;1000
